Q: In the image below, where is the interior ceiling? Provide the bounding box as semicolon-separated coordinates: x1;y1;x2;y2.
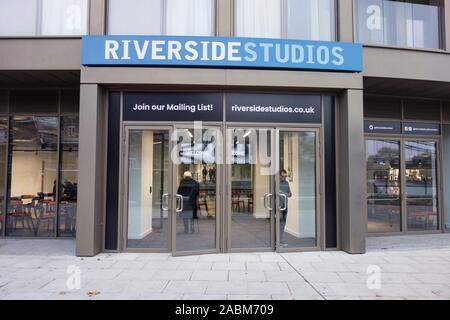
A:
0;70;80;88
364;77;450;100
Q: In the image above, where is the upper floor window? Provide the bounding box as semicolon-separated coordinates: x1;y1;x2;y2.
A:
107;0;215;36
0;0;88;36
355;0;443;49
235;0;336;41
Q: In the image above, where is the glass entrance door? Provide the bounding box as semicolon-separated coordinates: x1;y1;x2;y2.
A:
366;138;440;234
404;140;439;231
172;126;220;255
125;128;171;251
124;126;322;254
227;128;275;251
124;126;220;255
366;139;402;233
276;129;320;251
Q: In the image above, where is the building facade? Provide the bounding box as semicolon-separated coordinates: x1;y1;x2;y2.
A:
0;0;449;257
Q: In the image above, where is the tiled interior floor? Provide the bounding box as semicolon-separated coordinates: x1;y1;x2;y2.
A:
128;215;315;251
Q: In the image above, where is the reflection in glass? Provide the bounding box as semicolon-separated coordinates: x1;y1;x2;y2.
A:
355;0;441;49
278;132;317;248
230;129;272;249
0;0;89;36
366;140;401;233
175;128;217;252
0;117;7;234
108;0;214;36
127;130;170;250
235;0;335;40
444;125;450;231
58;116;79;237
6;116;58;237
405;141;439;231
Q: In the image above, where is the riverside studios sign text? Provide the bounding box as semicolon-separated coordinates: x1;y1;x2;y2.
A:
82;36;363;72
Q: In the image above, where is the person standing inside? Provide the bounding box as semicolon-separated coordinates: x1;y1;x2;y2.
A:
177;171;200;233
202;166;208;183
279;169;292;246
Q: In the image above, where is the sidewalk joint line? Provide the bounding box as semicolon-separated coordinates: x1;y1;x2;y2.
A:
279;253;327;300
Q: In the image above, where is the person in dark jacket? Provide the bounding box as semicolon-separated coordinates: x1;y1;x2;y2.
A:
177;171;200;233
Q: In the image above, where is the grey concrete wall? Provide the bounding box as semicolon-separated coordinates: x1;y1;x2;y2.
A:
76;84;106;256
0;39;81;70
363;46;450;82
338;0;354;42
89;0;106;35
216;0;232;37
338;89;367;254
81;67;363;90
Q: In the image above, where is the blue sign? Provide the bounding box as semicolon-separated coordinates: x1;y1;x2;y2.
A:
82;36;363;72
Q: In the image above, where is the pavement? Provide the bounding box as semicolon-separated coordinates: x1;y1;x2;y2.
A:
1;234;450;300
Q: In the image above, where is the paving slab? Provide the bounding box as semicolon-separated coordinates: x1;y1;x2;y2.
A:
1;234;450;300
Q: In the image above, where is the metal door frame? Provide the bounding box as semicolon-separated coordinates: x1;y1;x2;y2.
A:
275;127;323;253
225;125;277;253
121;125;174;253
365;135;443;236
402;137;441;233
171;124;222;256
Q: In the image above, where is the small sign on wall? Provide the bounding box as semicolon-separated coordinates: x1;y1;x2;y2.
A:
403;122;441;136
364;120;402;134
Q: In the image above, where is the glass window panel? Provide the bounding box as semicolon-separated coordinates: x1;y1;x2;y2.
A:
278;131;317;248
10;91;58;114
286;0;335;41
443;125;450;231
235;0;281;38
0;117;7;235
165;0;214;36
384;1;412;47
61;90;80;114
355;0;442;49
0;91;8;114
108;0;162;35
174;128;218;252
41;0;88;36
0;0;38;36
230;129;273;249
355;0;384;45
127;129;171;250
58;116;78;237
0;0;88;36
363;96;402;119
403;99;441;121
405;141;439;231
6;116;58;237
366;140;402;233
412;3;440;49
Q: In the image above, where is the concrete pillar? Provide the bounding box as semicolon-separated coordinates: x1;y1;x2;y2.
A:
89;0;106;35
76;84;107;257
216;0;233;37
338;89;366;254
445;0;450;51
337;0;354;42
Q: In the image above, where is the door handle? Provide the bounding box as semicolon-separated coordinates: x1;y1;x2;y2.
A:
161;193;169;211
263;193;273;211
175;194;184;213
279;193;287;211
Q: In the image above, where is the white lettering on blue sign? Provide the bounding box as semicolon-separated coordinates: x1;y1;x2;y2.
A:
83;36;363;72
